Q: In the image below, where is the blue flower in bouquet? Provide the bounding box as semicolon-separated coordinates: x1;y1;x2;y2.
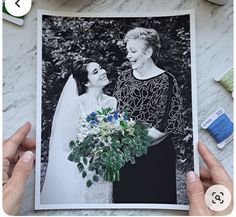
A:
107;115;113;122
90;120;98;125
113;111;119;120
123;113;128;121
86;112;99;124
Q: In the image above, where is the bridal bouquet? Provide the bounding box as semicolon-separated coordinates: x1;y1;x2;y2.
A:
68;107;152;188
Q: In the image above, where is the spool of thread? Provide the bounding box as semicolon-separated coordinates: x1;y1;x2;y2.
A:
2;1;25;25
2;0;34;26
201;108;233;149
205;0;228;5
215;68;234;97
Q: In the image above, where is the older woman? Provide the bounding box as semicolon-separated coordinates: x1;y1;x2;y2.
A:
113;27;185;204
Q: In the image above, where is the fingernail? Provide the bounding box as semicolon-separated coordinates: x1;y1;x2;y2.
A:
23;121;31;128
187;171;197;183
22;151;34;163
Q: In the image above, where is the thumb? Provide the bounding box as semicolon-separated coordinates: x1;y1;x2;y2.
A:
186;171;210;215
3;151;35;215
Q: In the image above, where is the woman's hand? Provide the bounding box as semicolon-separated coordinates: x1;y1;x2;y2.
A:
3;122;35;215
148;127;166;141
186;141;233;215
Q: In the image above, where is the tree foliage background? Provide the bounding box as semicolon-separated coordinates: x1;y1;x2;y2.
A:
41;14;194;203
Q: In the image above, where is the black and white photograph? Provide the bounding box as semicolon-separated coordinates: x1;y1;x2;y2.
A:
35;10;198;210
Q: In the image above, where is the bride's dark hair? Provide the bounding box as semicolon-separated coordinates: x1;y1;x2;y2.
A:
72;57;94;95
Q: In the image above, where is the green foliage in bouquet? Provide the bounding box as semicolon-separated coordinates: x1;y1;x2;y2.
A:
68;108;152;187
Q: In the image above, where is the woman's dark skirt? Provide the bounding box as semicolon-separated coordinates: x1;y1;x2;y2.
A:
113;135;177;204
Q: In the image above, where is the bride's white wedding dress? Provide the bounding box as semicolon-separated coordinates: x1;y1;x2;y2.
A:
40;75;117;204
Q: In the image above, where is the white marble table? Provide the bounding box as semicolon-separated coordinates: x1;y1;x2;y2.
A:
3;0;233;215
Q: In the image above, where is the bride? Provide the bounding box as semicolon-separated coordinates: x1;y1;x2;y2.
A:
40;58;117;204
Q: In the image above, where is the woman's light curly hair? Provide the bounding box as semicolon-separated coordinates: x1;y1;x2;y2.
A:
124;27;161;64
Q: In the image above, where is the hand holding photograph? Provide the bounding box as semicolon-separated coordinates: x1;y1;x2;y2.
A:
35;10;198;210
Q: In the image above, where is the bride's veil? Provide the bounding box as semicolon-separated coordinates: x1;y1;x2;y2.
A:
41;75;83;202
48;74;79;155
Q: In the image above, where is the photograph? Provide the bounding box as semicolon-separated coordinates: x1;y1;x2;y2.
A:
35;10;198;210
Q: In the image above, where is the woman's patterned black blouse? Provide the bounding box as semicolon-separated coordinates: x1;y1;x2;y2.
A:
114;69;185;134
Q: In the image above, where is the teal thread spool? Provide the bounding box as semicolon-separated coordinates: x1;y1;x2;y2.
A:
2;1;25;25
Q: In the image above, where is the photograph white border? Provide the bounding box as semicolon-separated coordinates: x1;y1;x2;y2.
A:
35;9;198;211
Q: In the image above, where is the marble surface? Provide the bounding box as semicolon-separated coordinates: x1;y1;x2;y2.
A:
3;0;233;215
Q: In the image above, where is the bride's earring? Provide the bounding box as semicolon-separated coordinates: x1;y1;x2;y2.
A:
85;82;91;87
